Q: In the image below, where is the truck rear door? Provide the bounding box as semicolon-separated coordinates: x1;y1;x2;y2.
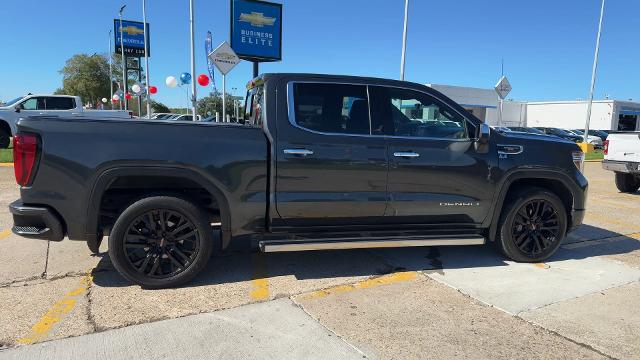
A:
273;81;388;228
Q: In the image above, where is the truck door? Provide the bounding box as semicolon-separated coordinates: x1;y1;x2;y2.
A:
17;97;46;117
368;85;495;225
274;82;388;228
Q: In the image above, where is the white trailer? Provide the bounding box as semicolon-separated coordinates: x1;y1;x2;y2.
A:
526;100;640;131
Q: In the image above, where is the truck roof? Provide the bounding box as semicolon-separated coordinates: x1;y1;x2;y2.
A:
258;73;428;89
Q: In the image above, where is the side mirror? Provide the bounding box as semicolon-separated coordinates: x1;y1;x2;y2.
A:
474;123;490;153
14;105;21;113
477;123;490;144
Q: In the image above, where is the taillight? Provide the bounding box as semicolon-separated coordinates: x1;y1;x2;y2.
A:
13;134;39;186
603;140;609;155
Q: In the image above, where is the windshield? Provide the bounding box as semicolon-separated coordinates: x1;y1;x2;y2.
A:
550;128;574;136
1;96;24;107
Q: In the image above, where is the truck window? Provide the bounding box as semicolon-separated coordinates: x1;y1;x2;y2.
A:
369;86;468;139
291;83;370;135
46;97;75;110
20;97;46;110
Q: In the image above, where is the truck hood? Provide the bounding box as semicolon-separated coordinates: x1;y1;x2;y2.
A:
498;130;575;145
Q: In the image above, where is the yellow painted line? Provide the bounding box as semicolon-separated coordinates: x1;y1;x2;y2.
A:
533;263;550;269
249;254;269;301
299;271;418;301
0;229;11;240
0;163;13;167
628;232;640;240
18;271;93;345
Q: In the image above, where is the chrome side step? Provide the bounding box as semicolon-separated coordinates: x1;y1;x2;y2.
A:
259;235;485;253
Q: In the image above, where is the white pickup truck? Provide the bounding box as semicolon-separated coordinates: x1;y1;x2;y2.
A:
603;132;640;193
0;94;132;148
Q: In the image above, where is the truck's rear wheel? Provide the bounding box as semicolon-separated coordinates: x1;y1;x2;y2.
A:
615;172;640;193
496;187;567;262
108;196;213;288
0;127;10;149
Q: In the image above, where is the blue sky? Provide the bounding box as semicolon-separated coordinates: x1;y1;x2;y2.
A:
1;0;638;107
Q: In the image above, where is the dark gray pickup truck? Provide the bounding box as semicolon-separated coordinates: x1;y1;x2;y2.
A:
10;73;588;288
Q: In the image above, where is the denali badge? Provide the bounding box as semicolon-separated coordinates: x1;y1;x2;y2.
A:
439;202;480;207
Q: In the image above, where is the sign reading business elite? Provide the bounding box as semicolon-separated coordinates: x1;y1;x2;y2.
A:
230;0;282;62
209;41;241;75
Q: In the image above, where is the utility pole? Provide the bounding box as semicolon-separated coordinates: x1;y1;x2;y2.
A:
399;0;409;81
119;5;127;111
108;29;113;109
142;0;151;118
189;0;197;119
583;0;606;171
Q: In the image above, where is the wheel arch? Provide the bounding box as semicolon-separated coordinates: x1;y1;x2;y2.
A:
85;166;233;248
486;169;583;242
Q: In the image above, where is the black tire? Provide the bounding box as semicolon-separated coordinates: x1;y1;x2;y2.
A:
0;127;10;149
615;172;640;193
496;187;567;262
108;196;214;289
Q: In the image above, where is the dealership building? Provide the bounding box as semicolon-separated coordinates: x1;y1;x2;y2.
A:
428;83;640;131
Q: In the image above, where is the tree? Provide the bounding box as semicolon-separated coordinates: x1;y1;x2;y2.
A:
58;54;113;106
197;92;241;121
151;100;170;114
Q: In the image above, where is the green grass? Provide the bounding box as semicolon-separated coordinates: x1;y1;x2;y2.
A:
0;148;12;163
585;149;604;161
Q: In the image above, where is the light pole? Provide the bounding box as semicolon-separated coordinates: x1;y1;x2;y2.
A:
399;0;409;81
189;0;197;119
582;0;606;170
108;29;113;109
119;5;127;111
142;0;151;118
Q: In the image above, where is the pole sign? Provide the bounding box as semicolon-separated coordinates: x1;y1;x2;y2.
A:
114;19;150;57
209;41;241;75
494;76;512;100
230;0;282;62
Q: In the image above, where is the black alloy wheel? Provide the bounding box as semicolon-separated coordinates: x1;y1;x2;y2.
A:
124;209;201;278
108;196;213;288
497;187;567;262
511;199;560;257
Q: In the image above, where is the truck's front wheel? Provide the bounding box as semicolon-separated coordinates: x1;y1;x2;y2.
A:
0;127;10;149
615;172;640;193
496;187;567;262
108;196;214;288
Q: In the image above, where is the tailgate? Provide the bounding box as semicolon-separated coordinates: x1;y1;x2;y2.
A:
605;132;640;162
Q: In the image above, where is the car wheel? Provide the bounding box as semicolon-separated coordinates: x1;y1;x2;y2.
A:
496;187;567;262
615;172;640;193
108;196;214;288
0;128;10;149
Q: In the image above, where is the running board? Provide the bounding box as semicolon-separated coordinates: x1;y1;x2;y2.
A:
259;235;485;253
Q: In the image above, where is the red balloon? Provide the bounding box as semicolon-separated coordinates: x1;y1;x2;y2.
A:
197;74;210;87
125;93;132;100
148;86;158;94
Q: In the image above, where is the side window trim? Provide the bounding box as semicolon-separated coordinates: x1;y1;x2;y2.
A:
286;80;476;141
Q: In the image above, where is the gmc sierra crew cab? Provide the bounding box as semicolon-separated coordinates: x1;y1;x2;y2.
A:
10;74;588;288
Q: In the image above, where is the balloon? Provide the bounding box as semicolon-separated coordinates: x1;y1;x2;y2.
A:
131;84;141;94
166;76;178;88
197;74;209;87
180;72;192;85
125;93;132;100
112;94;120;101
148;86;158;94
101;98;108;103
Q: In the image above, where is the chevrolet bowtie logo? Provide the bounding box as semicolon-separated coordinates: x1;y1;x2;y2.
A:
239;12;276;27
119;26;144;36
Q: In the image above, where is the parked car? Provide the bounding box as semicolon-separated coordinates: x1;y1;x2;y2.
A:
0;94;132;148
151;113;175;120
9;73;587;288
534;127;582;142
602;131;640;193
171;114;202;121
572;129;608;143
566;129;603;148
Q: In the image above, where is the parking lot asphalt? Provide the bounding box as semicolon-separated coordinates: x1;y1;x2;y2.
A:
0;162;639;359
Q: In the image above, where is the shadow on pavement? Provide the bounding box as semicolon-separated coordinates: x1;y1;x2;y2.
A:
91;224;640;289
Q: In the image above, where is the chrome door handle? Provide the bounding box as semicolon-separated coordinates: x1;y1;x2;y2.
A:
393;151;420;158
284;149;314;156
